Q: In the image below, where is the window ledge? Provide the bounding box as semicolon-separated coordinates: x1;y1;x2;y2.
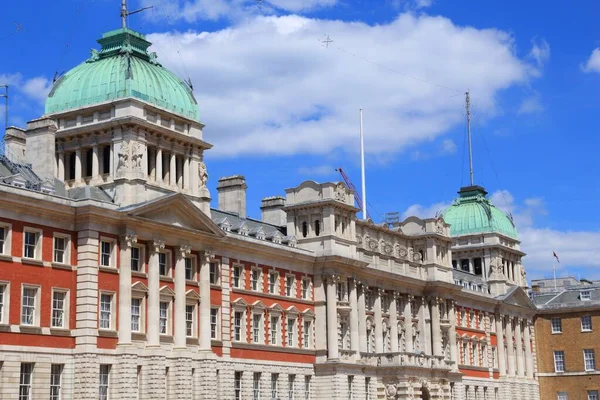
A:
52;262;74;271
0;254;13;262
0;324;10;332
160;335;174;344
99;266;119;274
211;339;223;346
160;277;174;283
186;337;199;345
551;332;563;335
19;325;42;334
132;332;147;341
132;271;147;278
582;330;593;333
21;258;44;267
98;329;118;338
50;328;72;336
186;280;199;286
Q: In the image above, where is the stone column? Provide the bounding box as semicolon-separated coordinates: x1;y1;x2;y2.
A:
390;292;399;352
147;240;165;346
404;295;414;353
374;288;383;353
92;144;99;178
431;297;442;357
496;314;506;376
156;147;163;183
183;156;190;190
199;251;212;350
357;284;367;353
170;152;176;186
506;316;516;376
109;142;114;178
118;234;136;346
175;245;191;349
57;151;65;180
75;148;82;181
515;318;525;377
326;275;339;360
349;279;359;354
524;319;534;378
449;300;458;369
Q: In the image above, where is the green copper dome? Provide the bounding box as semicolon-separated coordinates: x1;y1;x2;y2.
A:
442;185;518;239
45;28;199;121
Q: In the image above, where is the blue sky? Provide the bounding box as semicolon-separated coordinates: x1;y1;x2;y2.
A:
1;0;599;280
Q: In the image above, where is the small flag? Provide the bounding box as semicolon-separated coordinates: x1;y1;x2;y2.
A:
553;251;560;263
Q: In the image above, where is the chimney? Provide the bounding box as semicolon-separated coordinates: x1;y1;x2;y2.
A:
25;117;57;183
217;175;247;219
260;196;286;226
4;126;27;163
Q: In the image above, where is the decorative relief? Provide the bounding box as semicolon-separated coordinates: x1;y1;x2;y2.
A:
198;161;209;188
131;142;143;170
117;141;130;171
435;218;445;234
334;182;346;202
383;241;393;255
385;384;397;399
398;248;408;259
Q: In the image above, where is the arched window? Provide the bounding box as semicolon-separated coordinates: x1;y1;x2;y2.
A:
314;220;321;236
302;222;308;238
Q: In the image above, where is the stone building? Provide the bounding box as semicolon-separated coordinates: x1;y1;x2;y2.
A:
533;282;600;400
0;23;539;400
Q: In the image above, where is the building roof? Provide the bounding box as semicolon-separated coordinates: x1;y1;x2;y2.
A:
210;208;287;238
442;185;518;239
533;285;600;310
45;28;199;121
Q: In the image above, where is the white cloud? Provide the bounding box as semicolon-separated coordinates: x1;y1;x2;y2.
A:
401;201;450;220
441;139;457;154
21;77;52;104
517;93;544;115
582;48;600;74
528;38;550;69
296;165;336;176
148;13;539;157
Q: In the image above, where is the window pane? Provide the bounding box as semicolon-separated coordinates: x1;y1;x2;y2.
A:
52;291;66;328
24;232;37;258
160;302;168;334
54;237;66;263
101;241;111;266
99;365;111;400
186;304;194;337
22;288;37;325
0;227;5;254
100;294;112;329
131;247;140;272
50;364;63;400
19;363;33;400
131;298;141;332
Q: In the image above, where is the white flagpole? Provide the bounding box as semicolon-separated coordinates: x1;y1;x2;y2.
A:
359;108;367;220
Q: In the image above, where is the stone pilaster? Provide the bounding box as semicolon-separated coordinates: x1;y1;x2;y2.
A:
374;288;383;353
349;279;359;355
431;297;442;357
175;245;191;348
404;294;414;353
118;234;136;346
199;251;213;350
148;240;165;346
326;275;339;360
389;292;399;352
506;316;516;376
357;284;367;353
496;313;506;376
448;300;458;370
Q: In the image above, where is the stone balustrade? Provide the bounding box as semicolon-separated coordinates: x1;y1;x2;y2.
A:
358;352;453;370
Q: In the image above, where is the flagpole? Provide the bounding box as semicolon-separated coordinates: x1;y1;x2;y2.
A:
359;108;367;220
553;259;557;291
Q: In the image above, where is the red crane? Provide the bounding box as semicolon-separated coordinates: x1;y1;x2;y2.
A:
335;168;371;220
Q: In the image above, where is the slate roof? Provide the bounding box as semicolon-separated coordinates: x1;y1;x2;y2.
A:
533;285;600;310
210;209;287;237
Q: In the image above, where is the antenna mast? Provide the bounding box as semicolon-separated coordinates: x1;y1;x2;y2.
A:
120;0;153;29
359;109;367;220
466;90;474;186
0;85;7;156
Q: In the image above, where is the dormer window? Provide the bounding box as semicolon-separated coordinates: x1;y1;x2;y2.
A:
581;290;592;301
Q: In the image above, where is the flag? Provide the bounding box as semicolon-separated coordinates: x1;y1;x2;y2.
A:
553;251;560;263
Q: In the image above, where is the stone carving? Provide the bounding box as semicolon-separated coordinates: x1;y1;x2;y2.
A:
88;48;100;63
356;235;363;246
117;141;130;171
385;384;397;399
398;248;408;259
131;142;143;170
368;239;378;251
413;251;422;262
198;161;209;187
436;218;445;234
334;182;346;202
383;241;393;255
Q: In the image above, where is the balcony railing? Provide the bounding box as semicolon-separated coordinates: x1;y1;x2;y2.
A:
358;351;453;370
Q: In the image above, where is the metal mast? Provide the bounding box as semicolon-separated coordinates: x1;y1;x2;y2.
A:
121;0;128;28
359;108;367;220
466;90;474;186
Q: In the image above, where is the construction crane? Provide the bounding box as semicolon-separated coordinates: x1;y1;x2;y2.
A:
335;168;371;220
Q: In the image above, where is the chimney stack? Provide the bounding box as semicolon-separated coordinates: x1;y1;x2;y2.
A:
260;196;286;226
25;117;57;183
217;175;247;218
4;127;26;163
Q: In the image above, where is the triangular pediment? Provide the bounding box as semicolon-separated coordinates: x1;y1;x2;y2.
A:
500;286;536;309
121;193;225;237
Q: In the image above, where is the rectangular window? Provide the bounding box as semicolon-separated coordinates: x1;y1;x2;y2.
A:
131;247;141;272
19;363;33;400
365;377;370;399
304;376;311;400
21;287;37;326
99;364;111;400
253;313;262;343
253;372;261;400
271;315;279;345
302;279;310;299
303;320;311;348
589;391;599;400
582;315;593;331
100;240;112;267
234;311;243;341
271;373;278;400
251;270;260;291
50;364;63;400
53;236;67;264
0;284;5;323
186;304;194;337
288;374;295;400
347;375;353;400
269;272;277;294
100;293;112;329
460;259;469;272
551;317;562;333
581;290;592;301
584;349;595;371
235;372;243;400
159;302;169;334
287;318;296;347
554;350;565;372
23;231;38;259
131;298;141;332
159;253;168;276
0;226;5;254
209;262;219;284
460;310;466;326
232;266;242;288
557;392;568;400
51;291;66;328
286;276;294;297
185;257;194;281
211;308;219;339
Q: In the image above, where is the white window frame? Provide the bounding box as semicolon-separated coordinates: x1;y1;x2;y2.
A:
235;371;243;400
186;303;196;337
268;271;279;295
288;374;295;400
253;372;261;400
287;316;297;347
347;375;354;400
232;265;243;289
252;312;264;344
303;319;313;349
285;275;295;297
52;233;70;265
551;317;562;333
23;228;42;260
233;309;246;342
21;285;40;326
131;297;144;333
50;364;63;400
210;307;220;340
131;245;144;273
99;364;111;400
159;300;172;336
99;292;115;330
557;392;568;400
460;309;466;326
584;349;596;371
51;289;69;329
185;256;197;281
19;362;34;400
0;223;11;256
158;250;172;277
209;261;220;285
0;282;9;325
554;350;565;373
588;391;599;400
251;268;261;292
581;290;592;301
271;373;279;400
270;313;281;345
304;376;311;400
99;238;115;267
582;315;593;332
302;278;311;300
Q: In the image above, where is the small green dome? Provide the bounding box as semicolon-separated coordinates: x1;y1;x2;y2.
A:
45;28;199;121
442;185;518;239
